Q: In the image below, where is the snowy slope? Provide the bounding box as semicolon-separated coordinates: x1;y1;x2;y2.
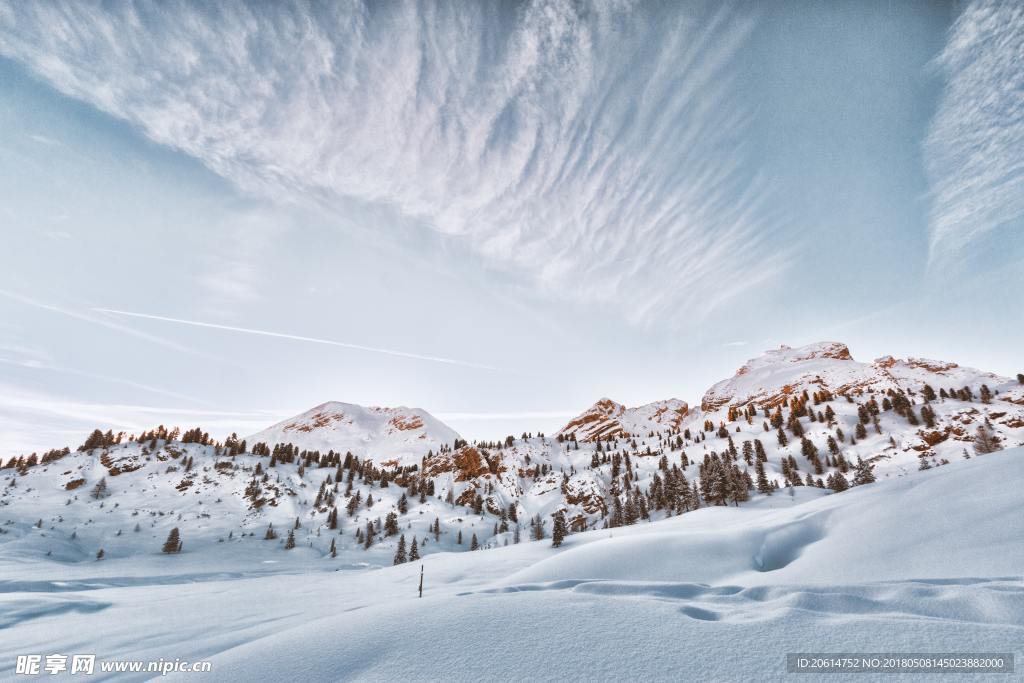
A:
246;401;459;466
1;448;1020;681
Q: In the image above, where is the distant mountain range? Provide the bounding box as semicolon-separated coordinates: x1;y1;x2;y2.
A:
3;341;1021;561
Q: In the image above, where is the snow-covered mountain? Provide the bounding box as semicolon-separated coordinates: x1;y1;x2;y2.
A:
1;341;1021;566
557;398;689;441
701;341;1019;413
247;401;459;466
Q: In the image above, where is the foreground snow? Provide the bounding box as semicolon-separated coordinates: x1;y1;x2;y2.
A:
1;448;1021;681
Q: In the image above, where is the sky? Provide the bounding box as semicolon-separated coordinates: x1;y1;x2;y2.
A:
1;0;1022;456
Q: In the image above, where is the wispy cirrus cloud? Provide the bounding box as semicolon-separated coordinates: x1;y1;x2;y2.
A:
0;0;787;325
925;0;1024;263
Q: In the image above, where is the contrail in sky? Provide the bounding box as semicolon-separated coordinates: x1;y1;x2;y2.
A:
92;308;499;371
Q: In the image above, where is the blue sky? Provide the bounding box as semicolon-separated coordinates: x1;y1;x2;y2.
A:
1;1;1021;455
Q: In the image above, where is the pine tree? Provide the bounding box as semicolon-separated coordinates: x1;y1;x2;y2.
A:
973;421;1001;455
551;510;568;547
384;512;399;536
755;458;771;494
852;458;875;486
264;523;278;540
470;533;479;551
409;536;420;561
531;514;546;540
330;538;337;558
162;527;181;554
364;520;374;549
393;534;407;564
284;529;296;550
96;548;104;560
827;472;849;492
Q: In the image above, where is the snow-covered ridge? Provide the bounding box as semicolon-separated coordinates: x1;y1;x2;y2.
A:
247;401;459;466
558;398;689;441
701;341;1019;412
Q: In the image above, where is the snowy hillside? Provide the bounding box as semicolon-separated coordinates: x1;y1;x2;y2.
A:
2;447;1021;680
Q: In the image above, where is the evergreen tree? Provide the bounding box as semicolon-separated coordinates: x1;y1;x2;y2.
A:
827;472;849;492
551;510;568;547
329;538;337;558
409;536;420;561
852;458;875;486
531;514;546;540
364;520;374;549
90;477;108;500
470;533;479;550
162;527;182;554
973;421;1001;455
384;512;399;536
755;458;771;494
284;529;296;550
393;534;407;564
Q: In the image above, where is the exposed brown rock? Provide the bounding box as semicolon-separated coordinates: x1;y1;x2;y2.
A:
285;411;345;432
456;486;477;507
389;415;424;431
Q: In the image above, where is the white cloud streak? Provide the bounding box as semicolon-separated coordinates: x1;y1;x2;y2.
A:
91;308;499;370
925;0;1024;262
0;357;206;404
435;410;577;421
0;383;289;455
0;289;211;358
0;0;788;325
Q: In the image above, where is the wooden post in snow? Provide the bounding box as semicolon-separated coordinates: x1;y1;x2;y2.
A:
418;564;424;598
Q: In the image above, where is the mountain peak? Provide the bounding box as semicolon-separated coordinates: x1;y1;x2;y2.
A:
247;401;459;465
559;397;688;441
